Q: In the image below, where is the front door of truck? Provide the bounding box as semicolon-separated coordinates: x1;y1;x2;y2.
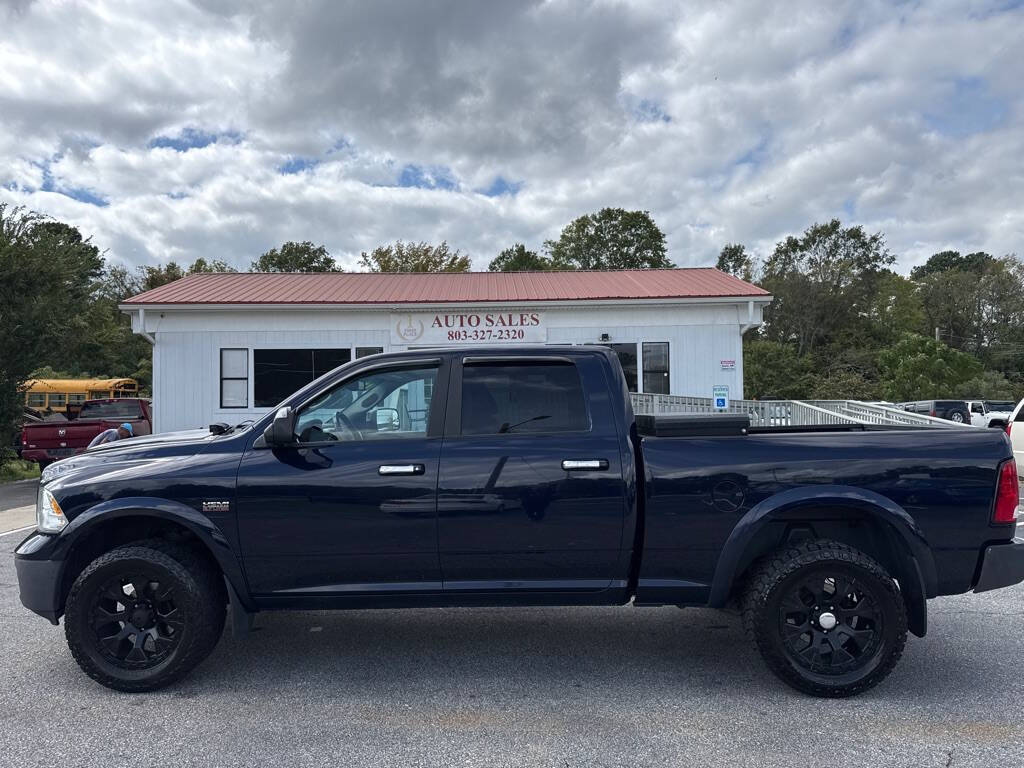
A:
235;359;448;596
436;354;629;595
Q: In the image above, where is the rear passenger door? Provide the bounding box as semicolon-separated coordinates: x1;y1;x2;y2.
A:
436;354;629;595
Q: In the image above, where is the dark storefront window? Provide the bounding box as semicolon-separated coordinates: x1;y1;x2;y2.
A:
254;348;352;407
642;342;670;394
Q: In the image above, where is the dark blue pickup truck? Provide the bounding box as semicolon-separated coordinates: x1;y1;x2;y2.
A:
14;346;1023;696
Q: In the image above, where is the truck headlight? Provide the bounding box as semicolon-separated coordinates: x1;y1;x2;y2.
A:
37;487;67;533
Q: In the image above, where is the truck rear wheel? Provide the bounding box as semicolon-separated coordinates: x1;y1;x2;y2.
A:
64;541;225;692
742;539;907;697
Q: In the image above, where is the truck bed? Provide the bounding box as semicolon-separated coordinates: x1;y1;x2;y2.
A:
635;424;1013;605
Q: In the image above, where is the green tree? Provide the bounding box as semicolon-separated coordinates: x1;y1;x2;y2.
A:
545;208;673;270
911;252;1024;374
716;243;754;282
0;206;103;462
760;219;893;357
910;250;995;280
252;241;337;272
877;334;983;401
863;270;926;344
188;257;236;273
959;370;1018;400
743;340;814;399
32;262;153;391
487;244;554;272
975;256;1024;370
359;241;470;272
139;261;185;291
99;264;143;302
802;345;883;401
804;368;880;401
28;365;76;379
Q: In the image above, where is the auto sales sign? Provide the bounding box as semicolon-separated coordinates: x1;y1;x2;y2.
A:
390;311;547;345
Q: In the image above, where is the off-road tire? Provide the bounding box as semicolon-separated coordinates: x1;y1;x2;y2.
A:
742;539;907;697
64;540;226;692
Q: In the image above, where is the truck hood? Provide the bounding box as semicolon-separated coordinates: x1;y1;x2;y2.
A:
40;427;248;485
86;428;213;453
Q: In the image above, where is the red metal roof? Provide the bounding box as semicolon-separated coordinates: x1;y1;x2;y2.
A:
122;268;770;306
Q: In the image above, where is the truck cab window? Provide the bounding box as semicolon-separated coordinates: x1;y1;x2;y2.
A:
294;366;437;443
79;400;144;420
460;362;589;435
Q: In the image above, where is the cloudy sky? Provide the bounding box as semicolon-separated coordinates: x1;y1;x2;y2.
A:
1;0;1022;273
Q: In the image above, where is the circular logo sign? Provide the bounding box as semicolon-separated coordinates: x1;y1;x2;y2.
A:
395;315;424;342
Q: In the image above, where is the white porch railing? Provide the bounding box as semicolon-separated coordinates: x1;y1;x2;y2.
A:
629;394;972;429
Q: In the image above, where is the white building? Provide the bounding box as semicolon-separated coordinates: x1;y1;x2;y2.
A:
121;269;771;433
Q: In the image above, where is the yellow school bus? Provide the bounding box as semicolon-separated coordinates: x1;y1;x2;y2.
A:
23;378;139;413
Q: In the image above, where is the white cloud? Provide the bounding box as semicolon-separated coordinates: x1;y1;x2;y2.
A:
0;0;1022;273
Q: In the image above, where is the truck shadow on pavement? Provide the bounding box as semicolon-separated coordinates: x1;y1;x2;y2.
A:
174;603;1004;703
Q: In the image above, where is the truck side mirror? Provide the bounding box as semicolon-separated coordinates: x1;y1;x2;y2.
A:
263;406;296;446
375;407;400;431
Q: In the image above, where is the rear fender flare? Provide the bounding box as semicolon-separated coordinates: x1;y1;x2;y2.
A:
708;485;936;624
50;497;253;610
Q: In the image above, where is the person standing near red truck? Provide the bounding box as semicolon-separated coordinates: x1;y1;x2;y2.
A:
86;422;133;448
21;399;152;468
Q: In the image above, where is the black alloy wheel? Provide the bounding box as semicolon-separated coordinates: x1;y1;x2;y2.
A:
64;541;226;692
743;539;907;697
777;572;882;676
90;573;184;668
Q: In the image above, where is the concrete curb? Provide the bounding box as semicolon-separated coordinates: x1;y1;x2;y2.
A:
0;505;35;535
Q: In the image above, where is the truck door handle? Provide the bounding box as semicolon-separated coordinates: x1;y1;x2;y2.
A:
561;459;609;471
378;464;425;476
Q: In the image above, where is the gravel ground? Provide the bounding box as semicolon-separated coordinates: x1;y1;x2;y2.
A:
2;527;1022;768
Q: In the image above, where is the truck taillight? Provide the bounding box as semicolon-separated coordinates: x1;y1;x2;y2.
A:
21;428;27;446
993;460;1019;524
930;409;937;417
1007;421;1013;437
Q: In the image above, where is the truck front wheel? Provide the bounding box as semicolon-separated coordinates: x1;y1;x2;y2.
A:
64;541;226;692
742;539;907;697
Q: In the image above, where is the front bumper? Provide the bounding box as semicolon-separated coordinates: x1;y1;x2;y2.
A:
14;533;64;624
974;536;1024;593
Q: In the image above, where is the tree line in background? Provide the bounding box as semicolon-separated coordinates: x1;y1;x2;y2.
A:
716;220;1024;402
1;202;1021;464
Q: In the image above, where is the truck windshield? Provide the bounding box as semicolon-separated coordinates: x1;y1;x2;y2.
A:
79;401;143;420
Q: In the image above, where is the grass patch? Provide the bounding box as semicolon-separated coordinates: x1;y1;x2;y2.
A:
0;458;40;484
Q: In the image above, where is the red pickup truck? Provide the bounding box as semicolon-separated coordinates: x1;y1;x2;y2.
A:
20;398;152;467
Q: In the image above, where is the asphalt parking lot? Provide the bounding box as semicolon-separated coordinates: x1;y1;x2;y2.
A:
1;528;1022;767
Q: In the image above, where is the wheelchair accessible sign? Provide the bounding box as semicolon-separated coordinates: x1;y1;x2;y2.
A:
713;385;729;410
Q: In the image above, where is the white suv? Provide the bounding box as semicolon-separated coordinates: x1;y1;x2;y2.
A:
966;400;1017;429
